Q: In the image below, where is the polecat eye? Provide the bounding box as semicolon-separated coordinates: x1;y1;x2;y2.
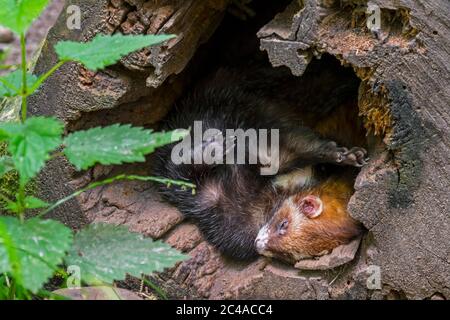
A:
278;219;289;235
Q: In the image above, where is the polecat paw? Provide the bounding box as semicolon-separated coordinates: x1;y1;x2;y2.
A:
340;147;368;167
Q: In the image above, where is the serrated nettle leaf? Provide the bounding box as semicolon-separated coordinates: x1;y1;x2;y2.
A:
63;124;184;170
54;33;175;71
65;223;187;285
23;196;49;209
0;156;14;177
0;117;64;184
0;217;73;293
144;129;189;154
6;196;49;213
5;201;20;213
168;128;190;142
0;0;50;34
0;70;38;97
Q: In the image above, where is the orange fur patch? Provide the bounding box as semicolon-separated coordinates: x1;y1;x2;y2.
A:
262;175;362;261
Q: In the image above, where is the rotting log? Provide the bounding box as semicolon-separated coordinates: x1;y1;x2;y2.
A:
30;0;449;299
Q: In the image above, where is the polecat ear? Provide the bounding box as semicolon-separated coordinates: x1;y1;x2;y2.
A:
299;195;323;218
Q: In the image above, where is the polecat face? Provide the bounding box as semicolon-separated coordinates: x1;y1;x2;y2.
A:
255;184;362;263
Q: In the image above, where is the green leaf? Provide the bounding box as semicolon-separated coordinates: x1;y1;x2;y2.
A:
63;124;187;170
0;0;50;34
0;117;64;184
0;156;14;177
65;223;187;285
23;196;49;209
151;129;189;152
6;196;49;213
54;33;175;71
0;70;38;97
0;217;73;293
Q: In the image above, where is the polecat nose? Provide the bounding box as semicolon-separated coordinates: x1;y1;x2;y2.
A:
255;225;269;253
255;238;265;253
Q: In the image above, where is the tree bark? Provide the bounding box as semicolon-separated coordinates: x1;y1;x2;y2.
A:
30;0;450;299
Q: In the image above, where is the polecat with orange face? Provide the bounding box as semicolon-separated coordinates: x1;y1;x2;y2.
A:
153;58;367;260
255;173;362;262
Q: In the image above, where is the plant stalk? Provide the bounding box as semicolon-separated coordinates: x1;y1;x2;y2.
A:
38;174;196;217
29;60;66;94
20;33;27;123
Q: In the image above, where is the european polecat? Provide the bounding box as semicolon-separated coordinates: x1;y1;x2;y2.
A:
152;59;367;260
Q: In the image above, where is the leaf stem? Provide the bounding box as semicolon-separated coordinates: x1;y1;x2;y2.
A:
8;280;16;300
0;77;20;93
29;60;67;94
0;65;18;70
17;186;26;222
20;33;27;123
142;277;168;300
16;33;29;220
38;175;196;217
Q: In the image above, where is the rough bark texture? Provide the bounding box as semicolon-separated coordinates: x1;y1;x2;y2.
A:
29;0;449;299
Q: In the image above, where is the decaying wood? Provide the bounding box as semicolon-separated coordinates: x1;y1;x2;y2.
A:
295;237;362;271
107;0;230;87
29;0;450;299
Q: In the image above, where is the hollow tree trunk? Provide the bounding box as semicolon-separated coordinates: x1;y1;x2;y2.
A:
29;0;450;299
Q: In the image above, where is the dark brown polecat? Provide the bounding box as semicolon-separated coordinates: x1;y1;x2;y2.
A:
152;59;367;260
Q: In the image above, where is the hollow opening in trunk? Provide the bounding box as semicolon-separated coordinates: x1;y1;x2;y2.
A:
147;2;372;267
79;0;377;273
